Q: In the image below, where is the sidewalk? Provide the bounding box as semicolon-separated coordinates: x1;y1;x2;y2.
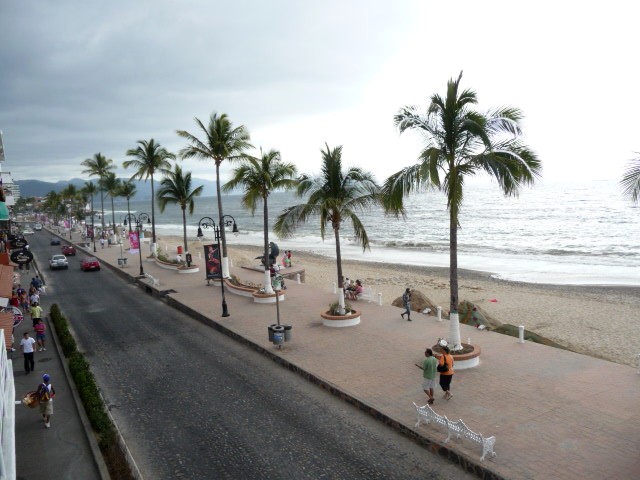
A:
63;234;640;479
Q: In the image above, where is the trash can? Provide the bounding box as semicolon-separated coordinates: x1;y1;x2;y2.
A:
272;325;285;345
117;258;124;266
122;257;127;266
267;324;278;342
177;245;183;254
282;324;292;342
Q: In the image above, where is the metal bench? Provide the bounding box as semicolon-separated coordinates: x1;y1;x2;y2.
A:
413;402;496;461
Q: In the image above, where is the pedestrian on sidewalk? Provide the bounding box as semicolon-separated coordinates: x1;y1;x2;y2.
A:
36;374;55;428
30;302;43;328
34;318;47;351
401;288;412;321
421;348;438;404
100;237;105;249
20;332;36;374
438;345;454;400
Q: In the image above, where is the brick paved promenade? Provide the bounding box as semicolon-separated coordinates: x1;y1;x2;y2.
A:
81;237;640;479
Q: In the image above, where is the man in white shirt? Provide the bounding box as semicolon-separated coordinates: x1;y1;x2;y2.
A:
20;332;36;374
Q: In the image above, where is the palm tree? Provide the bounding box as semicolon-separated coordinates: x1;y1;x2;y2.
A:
157;164;204;258
620;155;640;203
119;181;137;232
81;153;115;234
101;172;121;238
383;72;541;329
177;112;252;278
42;190;63;225
82;181;98;251
223;148;298;293
275;144;381;313
60;184;78;237
124;139;174;252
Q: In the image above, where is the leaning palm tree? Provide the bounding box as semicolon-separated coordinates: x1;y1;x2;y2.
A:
156;164;204;257
275;144;381;313
620;155;640;203
118;180;138;232
383;72;541;334
101;172;121;238
177;112;252;278
124;139;174;253
223;148;298;293
82;153;115;234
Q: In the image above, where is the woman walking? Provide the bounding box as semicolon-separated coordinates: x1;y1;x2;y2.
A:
438;345;454;400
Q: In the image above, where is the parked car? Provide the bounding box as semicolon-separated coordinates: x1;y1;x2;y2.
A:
80;257;101;271
34;223;43;231
50;237;61;246
22;228;35;235
49;254;69;270
61;245;76;256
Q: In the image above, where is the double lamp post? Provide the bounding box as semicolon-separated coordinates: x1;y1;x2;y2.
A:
122;212;151;277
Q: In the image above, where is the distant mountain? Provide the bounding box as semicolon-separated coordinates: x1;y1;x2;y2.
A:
16;177;219;199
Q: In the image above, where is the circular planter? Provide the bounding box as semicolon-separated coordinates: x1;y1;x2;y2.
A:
177;266;199;274
252;290;285;304
224;280;257;298
320;309;361;328
434;343;481;370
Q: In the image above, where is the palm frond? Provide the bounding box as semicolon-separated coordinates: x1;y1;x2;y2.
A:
620;156;640;203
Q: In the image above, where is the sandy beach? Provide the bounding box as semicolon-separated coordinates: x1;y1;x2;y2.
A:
161;236;640;367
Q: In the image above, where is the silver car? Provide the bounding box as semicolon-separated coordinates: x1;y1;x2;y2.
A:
49;254;69;270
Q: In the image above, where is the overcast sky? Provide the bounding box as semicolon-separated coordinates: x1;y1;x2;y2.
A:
1;1;638;185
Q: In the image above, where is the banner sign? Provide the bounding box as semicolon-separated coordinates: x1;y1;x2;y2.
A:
204;244;221;280
12;238;27;249
129;231;140;253
10;248;33;265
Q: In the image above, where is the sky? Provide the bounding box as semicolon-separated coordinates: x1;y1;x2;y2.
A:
1;0;639;185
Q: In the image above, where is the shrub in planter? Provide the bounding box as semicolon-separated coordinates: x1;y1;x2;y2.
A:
328;300;353;315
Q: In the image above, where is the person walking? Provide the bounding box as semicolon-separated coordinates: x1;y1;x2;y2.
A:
438;345;454;400
421;348;439;404
400;287;412;321
20;331;36;374
36;374;55;428
34;318;47;351
30;302;43;328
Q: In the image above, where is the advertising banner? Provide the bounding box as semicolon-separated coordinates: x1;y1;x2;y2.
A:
204;244;221;280
129;231;140;254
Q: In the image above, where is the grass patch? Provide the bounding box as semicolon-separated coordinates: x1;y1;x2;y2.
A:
49;304;134;479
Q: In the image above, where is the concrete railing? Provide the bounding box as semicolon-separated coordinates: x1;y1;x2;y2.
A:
0;330;15;479
413;402;496;462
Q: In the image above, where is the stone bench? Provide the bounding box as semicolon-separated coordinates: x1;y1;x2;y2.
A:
413;402;496;462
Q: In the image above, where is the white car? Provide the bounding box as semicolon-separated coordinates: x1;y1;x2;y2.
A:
49;254;69;270
34;223;43;231
22;228;35;235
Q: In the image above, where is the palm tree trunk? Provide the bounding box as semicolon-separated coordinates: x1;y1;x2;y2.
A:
150;173;157;247
263;196;273;294
449;209;459;314
182;207;188;254
100;189;105;233
110;196;115;235
334;224;345;312
215;162;229;277
126;198;132;233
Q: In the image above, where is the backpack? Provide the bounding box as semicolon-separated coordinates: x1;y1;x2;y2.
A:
38;383;55;401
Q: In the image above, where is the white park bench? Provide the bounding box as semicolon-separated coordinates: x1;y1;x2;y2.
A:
413;402;496;462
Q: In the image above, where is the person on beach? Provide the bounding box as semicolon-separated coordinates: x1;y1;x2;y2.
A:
20;331;36;374
421;348;438;404
347;280;364;300
401;288;412;321
438;345;454;400
34;318;46;351
36;374;55;428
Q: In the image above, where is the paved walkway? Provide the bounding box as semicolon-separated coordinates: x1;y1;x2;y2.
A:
50;234;640;479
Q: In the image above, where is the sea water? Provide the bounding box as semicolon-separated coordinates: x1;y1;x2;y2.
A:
109;179;640;286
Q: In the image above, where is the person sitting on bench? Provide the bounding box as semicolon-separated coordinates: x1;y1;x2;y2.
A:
346;279;364;300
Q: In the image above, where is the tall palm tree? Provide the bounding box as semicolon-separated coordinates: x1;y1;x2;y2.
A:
119;180;137;233
177;112;252;278
60;184;78;237
223;148;298;293
157;164;204;257
82;181;98;251
42;190;63;225
383;72;541;327
101;172;121;237
275;144;381;312
81;153;115;234
124;139;174;252
620;155;640;203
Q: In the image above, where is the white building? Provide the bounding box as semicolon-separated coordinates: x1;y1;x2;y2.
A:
0;131;20;206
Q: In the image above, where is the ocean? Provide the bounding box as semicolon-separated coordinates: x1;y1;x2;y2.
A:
106;179;640;286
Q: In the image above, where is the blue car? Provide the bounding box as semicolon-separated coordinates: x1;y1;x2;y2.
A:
50;237;61;246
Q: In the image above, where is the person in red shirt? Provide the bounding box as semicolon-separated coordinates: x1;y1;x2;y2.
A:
34;318;47;351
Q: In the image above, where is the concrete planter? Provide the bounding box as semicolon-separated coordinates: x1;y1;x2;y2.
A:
177;266;199;274
224;280;258;298
320;310;361;328
154;258;180;271
252;290;285;304
435;344;481;370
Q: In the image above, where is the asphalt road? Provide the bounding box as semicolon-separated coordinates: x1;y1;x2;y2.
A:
32;234;473;480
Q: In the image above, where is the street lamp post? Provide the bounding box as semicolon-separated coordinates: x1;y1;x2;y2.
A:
123;212;151;277
91;203;97;253
197;215;238;318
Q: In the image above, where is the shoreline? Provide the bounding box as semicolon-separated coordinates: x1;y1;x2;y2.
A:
161;237;640;366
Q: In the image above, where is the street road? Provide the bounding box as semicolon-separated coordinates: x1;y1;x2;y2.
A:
32;234;473;480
